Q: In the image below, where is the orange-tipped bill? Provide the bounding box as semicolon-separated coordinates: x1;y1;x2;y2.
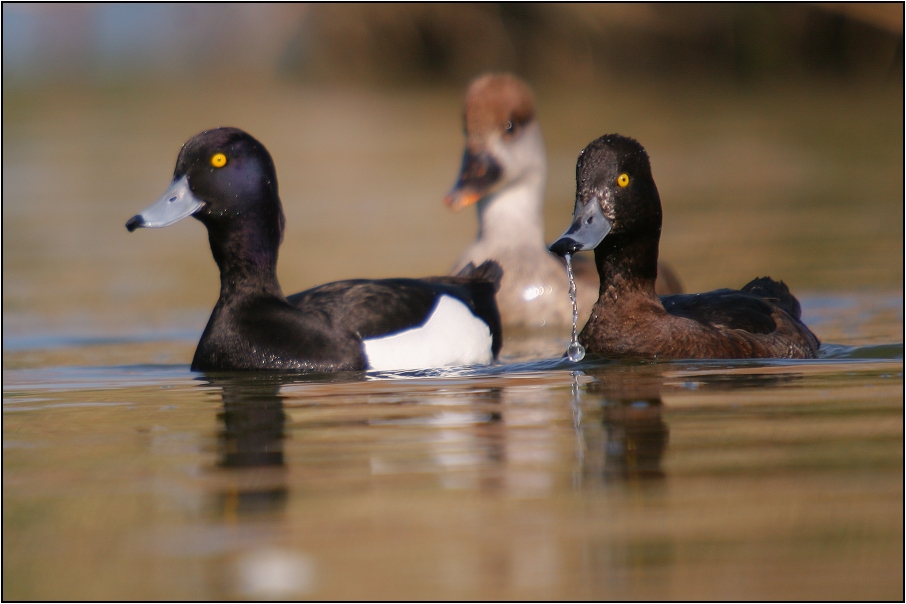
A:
444;189;484;212
444;149;502;212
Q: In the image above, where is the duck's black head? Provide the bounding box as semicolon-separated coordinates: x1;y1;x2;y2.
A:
550;134;661;258
126;128;286;287
127;127;284;237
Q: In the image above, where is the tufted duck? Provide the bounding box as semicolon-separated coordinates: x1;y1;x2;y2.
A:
126;128;503;372
549;134;820;359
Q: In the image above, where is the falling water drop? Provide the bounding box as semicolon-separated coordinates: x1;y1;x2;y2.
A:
567;341;585;363
565;254;585;362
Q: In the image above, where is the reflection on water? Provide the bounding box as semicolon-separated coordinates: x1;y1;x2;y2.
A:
213;375;288;521
207;367;674;527
568;365;671;487
5;339;901;599
586;366;670;482
207;375;319;597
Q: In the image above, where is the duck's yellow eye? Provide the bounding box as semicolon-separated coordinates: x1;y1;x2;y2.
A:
617;173;630;187
211;153;227;168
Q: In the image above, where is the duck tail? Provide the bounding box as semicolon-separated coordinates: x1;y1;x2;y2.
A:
456;260;504;293
742;276;802;320
450;261;504;358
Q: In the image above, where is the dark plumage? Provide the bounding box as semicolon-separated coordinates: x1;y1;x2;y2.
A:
126;127;503;372
287;262;503;358
549;134;820;360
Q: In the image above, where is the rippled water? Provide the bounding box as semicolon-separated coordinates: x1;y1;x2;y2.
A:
4;295;903;599
3;81;903;599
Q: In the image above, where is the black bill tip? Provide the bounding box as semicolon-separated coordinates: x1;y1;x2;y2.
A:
549;237;581;257
125;215;144;232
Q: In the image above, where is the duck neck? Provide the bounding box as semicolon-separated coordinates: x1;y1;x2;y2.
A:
594;228;661;302
207;218;284;299
476;169;546;249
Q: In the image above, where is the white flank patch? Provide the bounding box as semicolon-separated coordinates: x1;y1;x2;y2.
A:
363;295;493;371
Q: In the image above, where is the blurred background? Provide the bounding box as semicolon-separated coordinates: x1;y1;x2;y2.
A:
3;3;903;347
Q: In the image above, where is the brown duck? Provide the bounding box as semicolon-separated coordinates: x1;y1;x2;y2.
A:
549;134;820;360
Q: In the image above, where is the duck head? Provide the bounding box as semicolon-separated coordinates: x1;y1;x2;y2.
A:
126;127;284;242
126;127;286;286
549;134;661;257
444;73;546;213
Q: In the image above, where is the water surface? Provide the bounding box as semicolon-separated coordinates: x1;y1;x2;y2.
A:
4;295;903;599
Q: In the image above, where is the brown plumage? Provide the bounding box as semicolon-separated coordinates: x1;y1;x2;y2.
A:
550;134;820;360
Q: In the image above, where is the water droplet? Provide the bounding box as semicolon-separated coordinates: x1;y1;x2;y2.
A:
565;254;584;362
567;341;585;362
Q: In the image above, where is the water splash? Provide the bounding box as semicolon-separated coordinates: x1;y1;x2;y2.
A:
565;254;585;362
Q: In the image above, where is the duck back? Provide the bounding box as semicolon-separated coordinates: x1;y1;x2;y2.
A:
289;260;503;358
657;277;819;358
739;276;802;320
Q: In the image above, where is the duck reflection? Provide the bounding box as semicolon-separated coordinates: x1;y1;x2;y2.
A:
204;374;291;520
201;364;668;512
577;365;670;483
